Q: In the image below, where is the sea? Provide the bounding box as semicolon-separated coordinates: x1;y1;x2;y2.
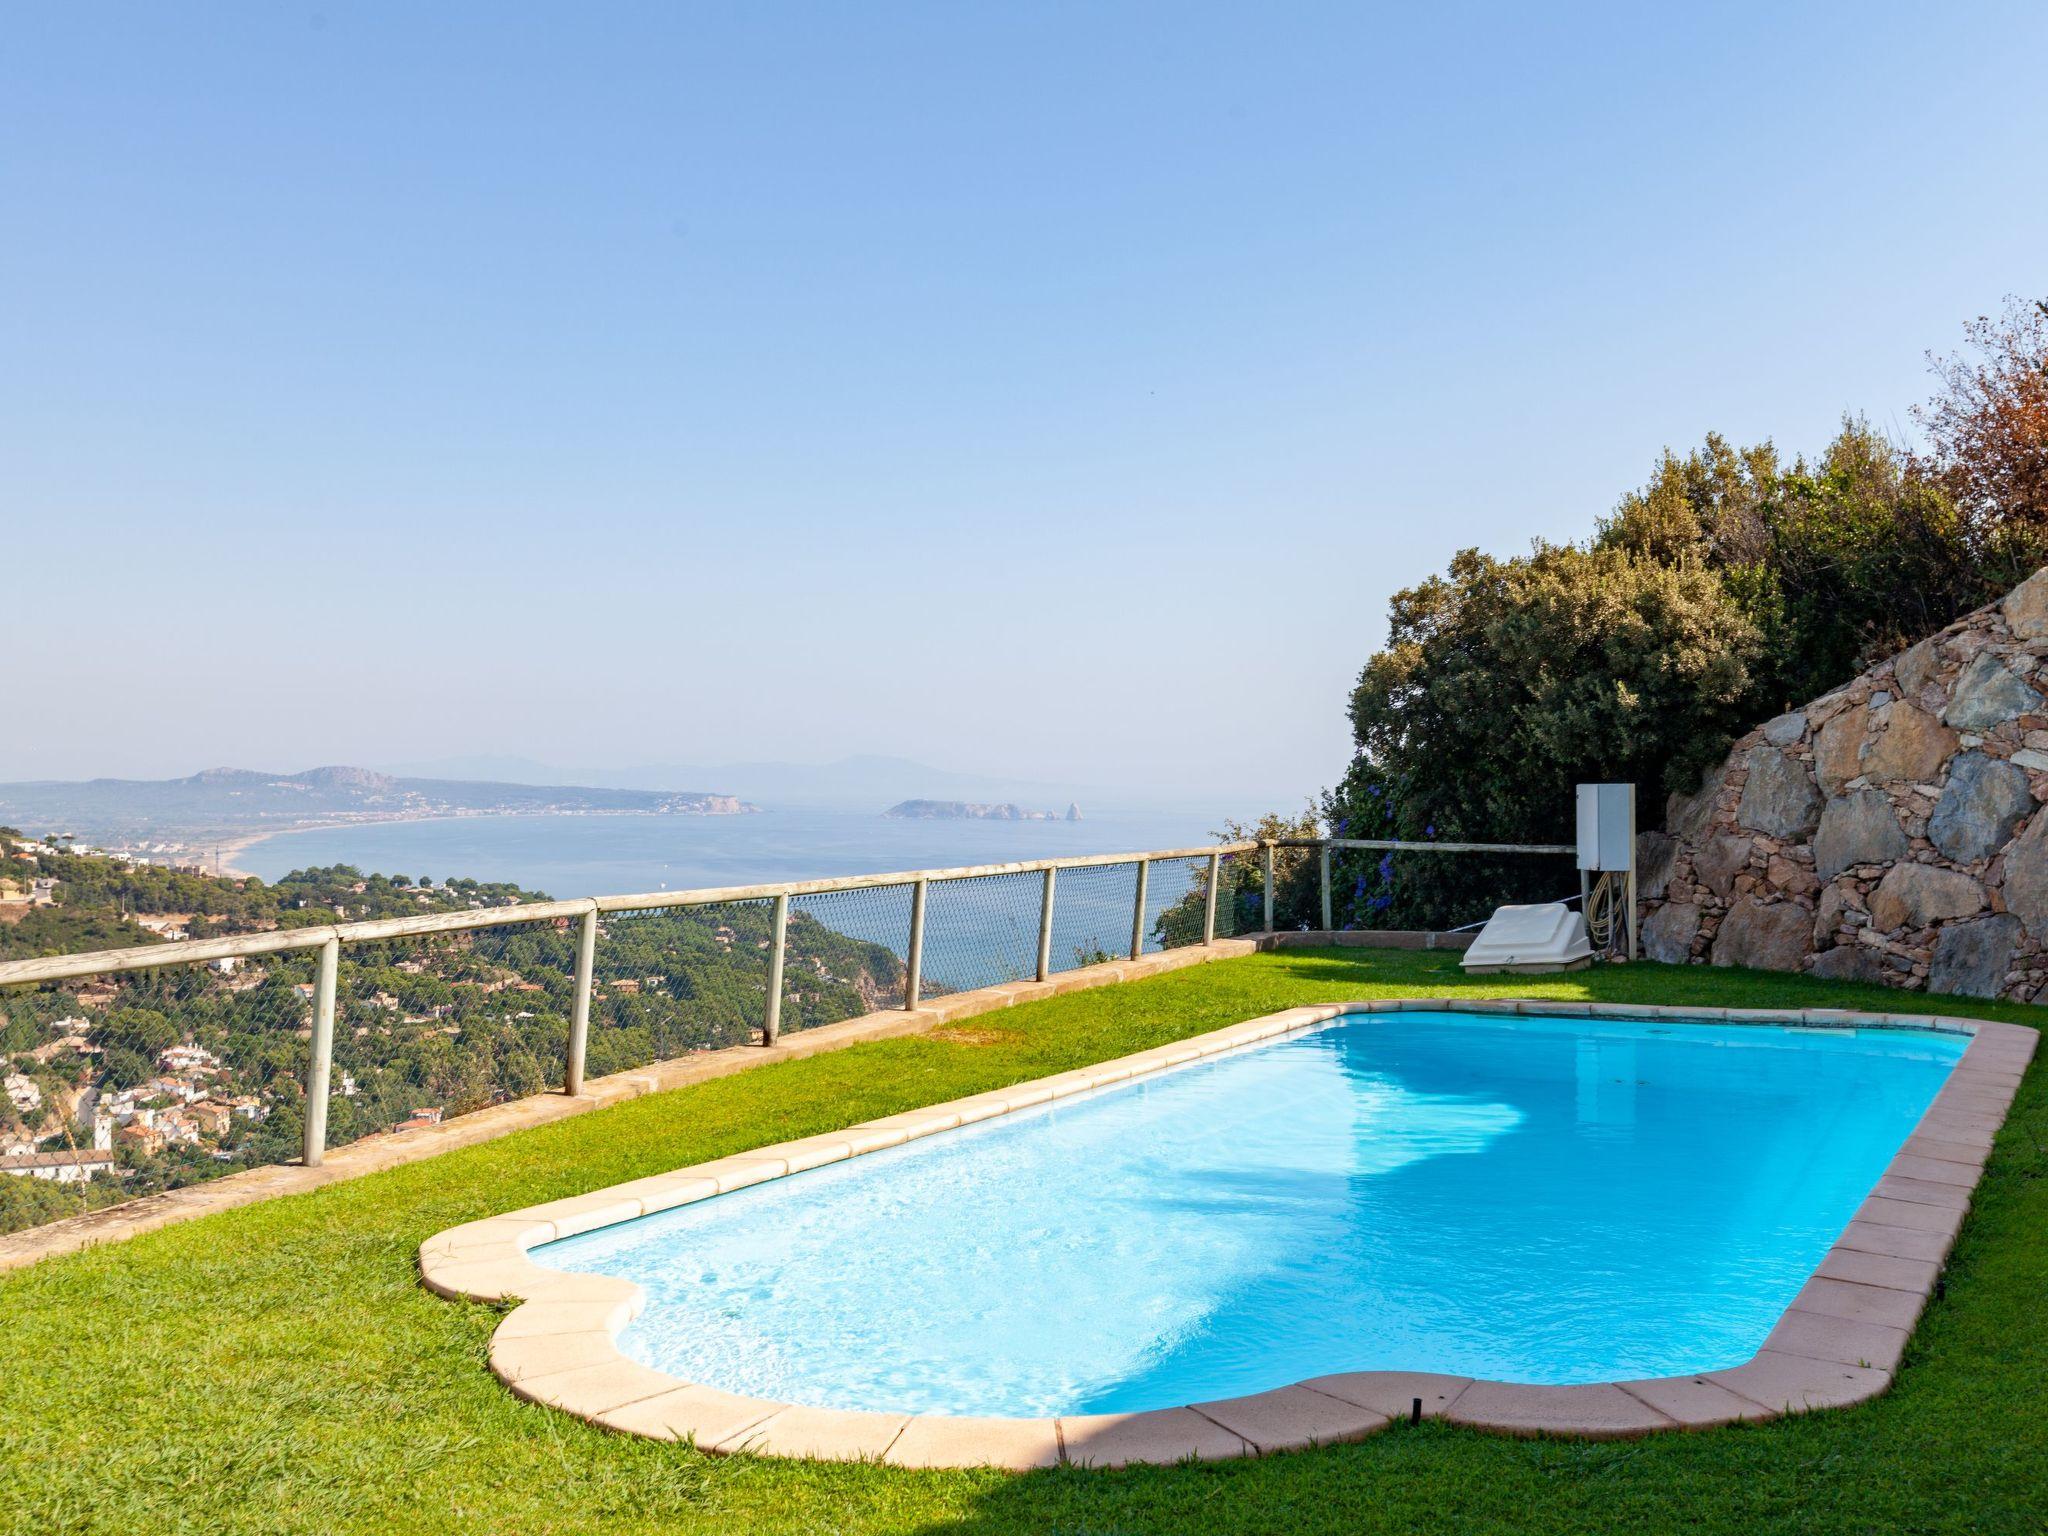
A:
235;804;1247;989
234;803;1233;900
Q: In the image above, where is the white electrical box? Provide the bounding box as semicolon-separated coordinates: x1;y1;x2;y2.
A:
1576;783;1636;872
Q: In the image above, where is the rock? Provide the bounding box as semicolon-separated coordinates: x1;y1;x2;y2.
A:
1808;688;1856;724
1766;854;1817;895
1711;899;1813;972
1666;770;1726;844
1812;791;1909;881
1867;862;1986;931
1943;652;2041;730
1813;708;1868;797
1860;704;1957;785
1737;747;1823;839
1928;751;2034;862
1761;711;1807;746
2014;748;2048;772
1998;810;2048;938
1692;835;1753;899
1894;637;1940;697
1928;914;2021;998
1813;882;1851;946
1641;901;1700;964
2000;566;2048;639
1809;946;1884;984
1636;831;1676;900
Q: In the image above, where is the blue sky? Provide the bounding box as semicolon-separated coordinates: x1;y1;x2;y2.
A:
4;2;2043;803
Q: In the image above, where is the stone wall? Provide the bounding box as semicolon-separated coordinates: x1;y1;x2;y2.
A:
1637;566;2048;1000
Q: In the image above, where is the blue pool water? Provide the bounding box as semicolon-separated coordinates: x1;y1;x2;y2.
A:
535;1011;1964;1416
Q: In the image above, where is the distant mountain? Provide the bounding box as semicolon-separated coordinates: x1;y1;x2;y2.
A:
0;767;756;846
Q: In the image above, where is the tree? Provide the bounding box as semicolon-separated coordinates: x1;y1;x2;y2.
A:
1152;807;1322;943
1330;543;1762;927
99;1007;175;1061
1917;294;2048;541
96;1046;153;1090
1596;432;1780;570
1748;419;1988;705
1598;418;2034;713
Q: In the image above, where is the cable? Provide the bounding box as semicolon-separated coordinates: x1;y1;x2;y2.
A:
1583;872;1623;956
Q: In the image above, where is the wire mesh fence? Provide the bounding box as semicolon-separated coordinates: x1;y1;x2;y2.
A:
782;884;913;1031
919;871;1042;995
1212;851;1251;938
325;930;573;1150
0;912;592;1225
0;967;308;1232
1046;860;1139;971
1139;856;1209;952
590;899;777;1068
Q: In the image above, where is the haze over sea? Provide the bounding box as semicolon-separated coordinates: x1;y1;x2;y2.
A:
235;803;1234;901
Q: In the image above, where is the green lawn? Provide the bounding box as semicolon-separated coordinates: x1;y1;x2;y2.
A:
3;949;2044;1536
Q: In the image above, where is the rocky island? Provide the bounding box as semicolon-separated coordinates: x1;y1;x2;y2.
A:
884;800;1082;822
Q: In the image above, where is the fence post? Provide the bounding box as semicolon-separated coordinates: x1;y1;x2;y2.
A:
905;878;927;1009
1262;843;1276;932
565;905;597;1095
1129;858;1150;960
763;892;789;1045
1036;866;1057;982
1320;843;1333;931
302;935;338;1168
1203;851;1220;945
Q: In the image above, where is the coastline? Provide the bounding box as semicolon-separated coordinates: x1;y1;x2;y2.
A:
184;803;1223;907
205;821;367;881
193;808;759;883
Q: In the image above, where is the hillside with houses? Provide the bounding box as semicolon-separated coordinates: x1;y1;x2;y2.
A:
0;831;902;1236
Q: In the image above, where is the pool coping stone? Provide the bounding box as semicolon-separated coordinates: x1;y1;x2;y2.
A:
421;998;2034;1469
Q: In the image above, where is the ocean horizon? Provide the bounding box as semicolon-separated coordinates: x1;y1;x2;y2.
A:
234;802;1240;902
235;804;1250;987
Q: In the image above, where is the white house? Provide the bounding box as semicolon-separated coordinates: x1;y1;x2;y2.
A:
3;1072;40;1115
0;1148;118;1184
158;1044;220;1074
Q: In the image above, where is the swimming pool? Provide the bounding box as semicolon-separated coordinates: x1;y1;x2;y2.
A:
422;999;2029;1465
533;1009;1962;1417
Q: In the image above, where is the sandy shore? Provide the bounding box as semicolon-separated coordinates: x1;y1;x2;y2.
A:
203;814;517;880
113;815;505;882
202;808;731;882
204;826;336;881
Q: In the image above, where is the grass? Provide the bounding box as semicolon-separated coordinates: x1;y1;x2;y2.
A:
1;948;2044;1536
